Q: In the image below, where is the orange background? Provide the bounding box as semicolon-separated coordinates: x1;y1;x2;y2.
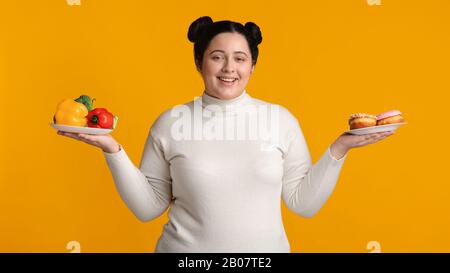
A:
1;0;449;252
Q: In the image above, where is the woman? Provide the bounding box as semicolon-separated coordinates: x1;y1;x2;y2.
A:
57;16;394;252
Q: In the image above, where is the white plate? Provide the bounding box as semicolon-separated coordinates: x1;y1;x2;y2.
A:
345;122;407;135
50;123;113;135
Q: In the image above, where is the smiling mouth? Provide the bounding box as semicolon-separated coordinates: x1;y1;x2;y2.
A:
217;76;238;84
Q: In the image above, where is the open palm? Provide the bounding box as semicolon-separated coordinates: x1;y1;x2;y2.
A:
57;131;120;153
338;131;394;149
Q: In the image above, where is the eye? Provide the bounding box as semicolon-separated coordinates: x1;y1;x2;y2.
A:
212;55;223;60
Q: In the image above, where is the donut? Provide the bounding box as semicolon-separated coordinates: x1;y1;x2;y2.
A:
349;113;377;130
376;110;404;126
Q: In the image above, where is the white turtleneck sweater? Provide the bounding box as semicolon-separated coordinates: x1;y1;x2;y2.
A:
103;90;347;253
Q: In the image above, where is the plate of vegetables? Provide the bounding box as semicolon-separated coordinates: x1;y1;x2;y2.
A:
50;95;118;135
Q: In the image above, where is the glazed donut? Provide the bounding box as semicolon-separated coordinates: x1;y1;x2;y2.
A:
349;113;377;130
376;110;404;125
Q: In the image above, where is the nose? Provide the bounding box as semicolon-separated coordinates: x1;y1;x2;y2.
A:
221;58;235;73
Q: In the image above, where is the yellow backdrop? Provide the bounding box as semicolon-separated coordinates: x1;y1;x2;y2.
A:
1;0;449;253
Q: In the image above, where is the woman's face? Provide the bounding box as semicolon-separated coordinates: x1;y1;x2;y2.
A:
199;32;255;100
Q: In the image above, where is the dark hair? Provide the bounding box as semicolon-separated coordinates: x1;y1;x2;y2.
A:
187;16;263;69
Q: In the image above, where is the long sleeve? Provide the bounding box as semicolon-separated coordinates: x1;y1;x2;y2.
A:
102;93;349;252
281;119;347;218
103;128;172;222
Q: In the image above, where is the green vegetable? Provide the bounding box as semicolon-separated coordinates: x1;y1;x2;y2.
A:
74;95;95;111
113;115;119;129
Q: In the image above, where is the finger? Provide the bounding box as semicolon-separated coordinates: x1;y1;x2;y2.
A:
78;133;97;143
376;131;395;139
373;132;387;138
367;133;392;144
358;135;385;145
58;131;82;141
371;134;388;141
378;131;393;137
368;132;384;138
365;131;392;140
363;134;379;141
57;131;74;137
377;133;394;141
78;133;90;140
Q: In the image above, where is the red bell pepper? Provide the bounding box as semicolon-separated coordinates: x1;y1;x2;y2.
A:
87;108;114;129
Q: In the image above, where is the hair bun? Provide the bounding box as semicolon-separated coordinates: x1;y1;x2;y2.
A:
244;22;262;45
188;16;213;43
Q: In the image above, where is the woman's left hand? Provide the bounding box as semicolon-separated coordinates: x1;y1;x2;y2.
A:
330;131;395;159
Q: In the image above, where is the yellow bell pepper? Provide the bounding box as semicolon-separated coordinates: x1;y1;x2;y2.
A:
54;99;88;126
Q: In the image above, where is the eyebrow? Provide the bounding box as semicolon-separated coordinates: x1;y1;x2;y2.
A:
209;50;249;57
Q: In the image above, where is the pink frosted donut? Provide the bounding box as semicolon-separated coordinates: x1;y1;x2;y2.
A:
376;110;404;125
376;110;402;121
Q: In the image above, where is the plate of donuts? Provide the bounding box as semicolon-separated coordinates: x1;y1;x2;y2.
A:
346;110;407;135
346;122;407;135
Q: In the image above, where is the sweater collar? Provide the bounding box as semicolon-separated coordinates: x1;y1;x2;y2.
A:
201;90;252;113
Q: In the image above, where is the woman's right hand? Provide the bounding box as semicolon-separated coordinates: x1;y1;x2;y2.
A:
56;131;121;153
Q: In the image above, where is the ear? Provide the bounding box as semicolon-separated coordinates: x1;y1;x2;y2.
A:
250;65;255;74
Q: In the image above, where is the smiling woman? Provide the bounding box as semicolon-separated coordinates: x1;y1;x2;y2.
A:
188;16;262;100
57;16;394;253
